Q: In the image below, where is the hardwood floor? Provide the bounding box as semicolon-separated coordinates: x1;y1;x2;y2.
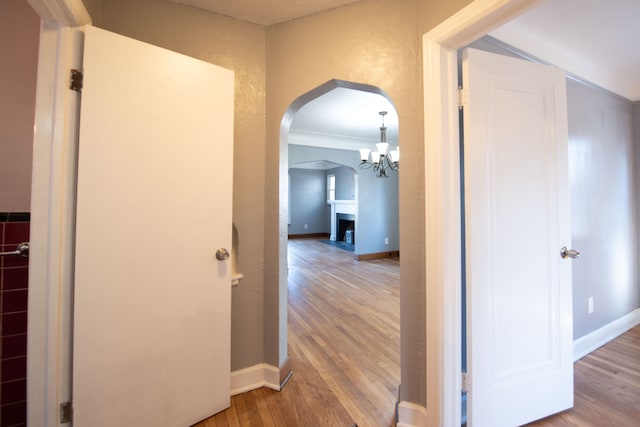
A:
197;238;640;426
525;325;640;427
197;238;401;427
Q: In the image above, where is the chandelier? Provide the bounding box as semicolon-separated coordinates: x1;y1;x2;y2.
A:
358;111;399;178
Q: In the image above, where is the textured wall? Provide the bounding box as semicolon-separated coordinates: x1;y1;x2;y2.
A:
0;1;39;211
266;0;424;402
418;0;474;35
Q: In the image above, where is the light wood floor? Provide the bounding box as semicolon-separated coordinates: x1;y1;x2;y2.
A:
197;238;640;426
197;238;401;427
525;325;640;427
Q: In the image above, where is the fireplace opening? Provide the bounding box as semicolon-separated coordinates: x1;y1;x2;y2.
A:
338;218;355;244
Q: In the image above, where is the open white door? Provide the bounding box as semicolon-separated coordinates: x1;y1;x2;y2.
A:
73;26;234;426
463;48;573;427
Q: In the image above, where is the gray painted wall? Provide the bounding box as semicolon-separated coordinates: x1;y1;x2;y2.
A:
567;79;638;338
633;101;640;319
469;37;640;341
289;145;399;255
288;166;356;236
328;166;356;200
288;168;331;235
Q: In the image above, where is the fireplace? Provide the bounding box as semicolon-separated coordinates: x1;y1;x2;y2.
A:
338;218;355;243
328;200;356;242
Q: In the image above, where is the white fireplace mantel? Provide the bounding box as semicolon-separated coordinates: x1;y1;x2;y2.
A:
328;200;356;241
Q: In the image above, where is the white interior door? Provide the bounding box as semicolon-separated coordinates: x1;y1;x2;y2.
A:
73;26;234;426
463;48;573;427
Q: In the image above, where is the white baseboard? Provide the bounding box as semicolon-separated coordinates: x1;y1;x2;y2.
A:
396;401;428;427
573;308;640;361
230;363;280;396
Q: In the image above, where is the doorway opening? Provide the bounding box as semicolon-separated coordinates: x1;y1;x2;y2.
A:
284;80;400;257
281;79;401;424
422;1;581;426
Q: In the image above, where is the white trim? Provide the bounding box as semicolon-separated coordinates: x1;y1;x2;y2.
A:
397;401;428;427
24;2;89;425
289;130;378;152
328;199;356;241
426;0;543;47
423;0;542;426
27;20;61;427
231;273;244;286
423;36;461;427
573;309;640;361
27;20;84;426
27;0;91;26
230;363;281;396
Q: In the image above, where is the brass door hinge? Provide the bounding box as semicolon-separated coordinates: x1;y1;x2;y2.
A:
70;69;83;92
60;401;73;423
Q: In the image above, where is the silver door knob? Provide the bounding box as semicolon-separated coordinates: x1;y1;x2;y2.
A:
560;246;580;259
215;248;230;261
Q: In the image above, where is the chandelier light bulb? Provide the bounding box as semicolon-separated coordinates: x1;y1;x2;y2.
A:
358;111;399;178
376;142;389;155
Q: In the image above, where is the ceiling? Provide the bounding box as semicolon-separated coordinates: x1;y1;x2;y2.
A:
288;87;398;153
490;0;640;102
170;0;363;26
174;0;640;158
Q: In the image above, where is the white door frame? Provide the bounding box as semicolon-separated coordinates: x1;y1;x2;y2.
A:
26;1;89;425
421;0;544;426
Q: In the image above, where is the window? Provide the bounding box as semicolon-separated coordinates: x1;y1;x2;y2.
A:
327;174;335;201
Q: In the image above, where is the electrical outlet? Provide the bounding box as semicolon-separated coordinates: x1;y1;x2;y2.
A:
384;237;389;245
304;224;308;230
588;297;594;314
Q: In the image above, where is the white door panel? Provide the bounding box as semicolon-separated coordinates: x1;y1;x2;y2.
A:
73;26;234;426
463;48;573;427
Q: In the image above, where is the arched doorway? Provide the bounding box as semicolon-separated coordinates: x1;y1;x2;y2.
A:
279;79;401;424
283;79;400;258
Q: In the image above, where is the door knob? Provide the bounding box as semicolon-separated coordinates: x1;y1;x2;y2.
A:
560;246;580;259
0;242;29;257
215;248;230;261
